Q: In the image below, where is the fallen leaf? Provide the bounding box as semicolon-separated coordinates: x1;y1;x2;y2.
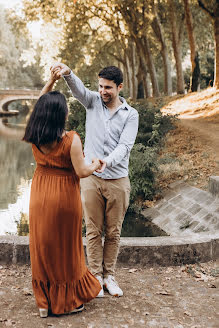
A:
23;288;32;296
156;290;172;296
128;268;137;273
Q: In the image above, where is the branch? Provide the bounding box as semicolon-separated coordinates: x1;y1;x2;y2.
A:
197;0;214;18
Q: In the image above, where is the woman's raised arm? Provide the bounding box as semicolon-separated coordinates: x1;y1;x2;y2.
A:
39;69;61;97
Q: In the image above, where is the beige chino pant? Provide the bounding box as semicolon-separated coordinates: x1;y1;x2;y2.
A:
80;175;130;277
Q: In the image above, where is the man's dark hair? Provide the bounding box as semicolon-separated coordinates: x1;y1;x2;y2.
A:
98;66;123;86
23;91;68;146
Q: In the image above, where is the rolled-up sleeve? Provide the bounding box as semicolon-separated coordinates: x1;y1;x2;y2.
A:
103;111;139;167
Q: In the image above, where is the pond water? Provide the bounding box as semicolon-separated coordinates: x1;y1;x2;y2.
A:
0;101;167;237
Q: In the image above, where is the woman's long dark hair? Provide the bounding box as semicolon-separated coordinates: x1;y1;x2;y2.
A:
23;91;68;146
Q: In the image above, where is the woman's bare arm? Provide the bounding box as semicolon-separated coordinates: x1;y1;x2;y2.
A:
70;133;101;178
39;69;61;97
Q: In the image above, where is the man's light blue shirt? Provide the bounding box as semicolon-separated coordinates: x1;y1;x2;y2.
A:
64;71;139;179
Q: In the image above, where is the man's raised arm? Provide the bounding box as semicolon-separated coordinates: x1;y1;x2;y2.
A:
51;62;95;109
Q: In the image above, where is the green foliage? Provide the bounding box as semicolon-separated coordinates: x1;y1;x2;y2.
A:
66;96;176;212
127;100;176;208
129;144;158;204
0;6;43;89
66;98;86;143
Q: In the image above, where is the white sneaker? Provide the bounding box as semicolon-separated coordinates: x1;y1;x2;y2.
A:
39;308;48;318
103;275;123;297
95;275;104;298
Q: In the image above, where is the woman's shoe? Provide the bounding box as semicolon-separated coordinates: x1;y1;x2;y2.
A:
39;308;48;318
69;304;84;314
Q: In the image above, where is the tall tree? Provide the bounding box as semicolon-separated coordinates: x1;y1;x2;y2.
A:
198;0;219;89
168;0;185;94
151;0;172;95
183;0;200;91
116;0;160;97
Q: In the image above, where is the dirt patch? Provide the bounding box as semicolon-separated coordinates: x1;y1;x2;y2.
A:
156;121;219;195
154;88;219;199
0;262;218;328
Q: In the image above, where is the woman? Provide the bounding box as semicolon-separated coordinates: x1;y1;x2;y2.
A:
23;71;101;318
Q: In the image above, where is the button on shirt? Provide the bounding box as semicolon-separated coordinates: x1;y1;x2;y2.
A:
64;71;139;179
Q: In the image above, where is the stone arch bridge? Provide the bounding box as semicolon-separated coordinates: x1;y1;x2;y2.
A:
0;89;40;116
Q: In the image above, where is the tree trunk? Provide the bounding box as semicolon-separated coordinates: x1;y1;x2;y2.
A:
137;81;144;99
122;56;129;96
138;50;151;98
214;13;219;88
143;72;151;98
183;0;200;92
151;6;172;95
141;36;160;97
169;0;185;94
125;53;133;98
130;42;138;100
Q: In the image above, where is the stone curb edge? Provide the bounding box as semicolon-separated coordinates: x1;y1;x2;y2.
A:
0;233;218;267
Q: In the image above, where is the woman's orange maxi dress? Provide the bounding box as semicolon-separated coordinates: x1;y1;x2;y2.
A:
29;131;100;314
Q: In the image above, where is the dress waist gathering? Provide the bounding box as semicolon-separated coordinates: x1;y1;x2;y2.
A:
35;164;74;176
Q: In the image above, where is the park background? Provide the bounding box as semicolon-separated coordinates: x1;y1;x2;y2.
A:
0;0;219;237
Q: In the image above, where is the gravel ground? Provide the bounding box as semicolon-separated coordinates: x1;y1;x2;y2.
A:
0;261;219;328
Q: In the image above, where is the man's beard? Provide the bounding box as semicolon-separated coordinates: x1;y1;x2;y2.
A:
101;95;112;104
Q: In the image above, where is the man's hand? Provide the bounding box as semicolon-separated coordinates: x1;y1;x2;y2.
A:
49;69;62;82
95;160;106;173
50;62;71;76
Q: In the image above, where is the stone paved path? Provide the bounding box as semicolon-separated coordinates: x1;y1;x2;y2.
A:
0;262;218;328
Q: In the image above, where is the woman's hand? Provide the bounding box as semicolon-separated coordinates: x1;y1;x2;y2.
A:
92;158;102;171
49;68;62;82
39;69;61;97
96;160;106;173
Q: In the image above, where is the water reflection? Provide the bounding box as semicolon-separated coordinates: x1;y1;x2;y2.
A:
0;101;35;235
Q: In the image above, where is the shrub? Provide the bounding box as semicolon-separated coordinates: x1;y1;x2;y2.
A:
66;97;86;143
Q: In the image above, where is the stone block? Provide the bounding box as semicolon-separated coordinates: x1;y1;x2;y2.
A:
194;225;209;233
176;199;195;210
175;211;191;223
13;244;30;264
194;208;209;220
188;220;200;229
141;208;160;221
192;191;211;203
209;176;219;197
169;195;184;205
158;203;176;215
212;238;219;260
202;214;214;223
187;204;202;216
117;240;213;267
185;188;202;199
162;190;177;201
0;241;13;264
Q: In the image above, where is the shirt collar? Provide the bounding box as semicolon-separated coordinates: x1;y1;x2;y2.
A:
101;96;129;111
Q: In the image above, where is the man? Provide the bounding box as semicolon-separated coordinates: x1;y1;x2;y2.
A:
51;63;139;297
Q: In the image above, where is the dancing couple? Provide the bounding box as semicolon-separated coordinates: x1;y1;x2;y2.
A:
23;63;139;317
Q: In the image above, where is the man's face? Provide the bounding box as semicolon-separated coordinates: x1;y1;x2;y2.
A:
98;78;123;105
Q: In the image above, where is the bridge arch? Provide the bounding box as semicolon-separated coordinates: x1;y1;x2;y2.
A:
0;89;40;114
